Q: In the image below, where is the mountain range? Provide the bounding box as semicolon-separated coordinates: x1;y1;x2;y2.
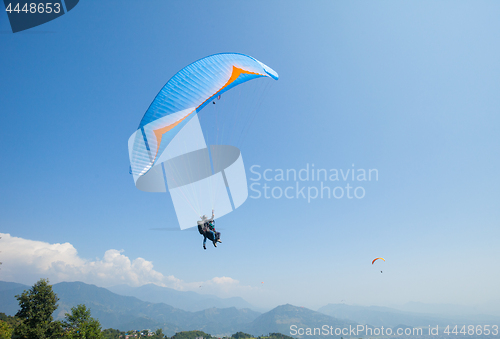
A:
107;283;259;312
1;281;499;338
0;281;260;336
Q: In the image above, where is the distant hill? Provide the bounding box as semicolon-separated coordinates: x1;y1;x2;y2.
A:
243;304;357;338
397;301;486;316
108;283;259;312
317;303;443;328
0;281;28;292
53;281;261;336
394;302;500;325
0;281;29;316
318;303;500;328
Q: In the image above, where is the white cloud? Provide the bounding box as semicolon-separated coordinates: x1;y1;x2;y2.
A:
0;233;251;297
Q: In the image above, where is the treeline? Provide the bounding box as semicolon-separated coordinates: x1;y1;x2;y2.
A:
0;279;292;339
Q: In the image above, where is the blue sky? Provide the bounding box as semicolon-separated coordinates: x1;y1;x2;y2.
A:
1;1;499;312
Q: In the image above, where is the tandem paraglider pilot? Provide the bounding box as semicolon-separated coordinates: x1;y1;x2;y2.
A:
197;209;222;250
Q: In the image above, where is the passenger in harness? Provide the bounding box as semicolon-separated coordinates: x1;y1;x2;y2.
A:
197;209;222;250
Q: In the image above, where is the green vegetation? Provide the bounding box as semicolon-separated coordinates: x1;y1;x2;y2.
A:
267;333;295;339
13;278;63;339
0;320;13;339
100;328;167;339
171;330;213;339
170;332;293;339
0;313;19;338
101;328;125;339
62;304;103;339
249;334;296;339
2;279;111;339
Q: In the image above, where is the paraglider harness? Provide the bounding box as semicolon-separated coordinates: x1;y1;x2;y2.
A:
198;220;215;234
198;220;219;242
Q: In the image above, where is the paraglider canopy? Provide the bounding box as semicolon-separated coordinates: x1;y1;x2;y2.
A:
128;53;279;229
129;53;278;184
372;257;385;265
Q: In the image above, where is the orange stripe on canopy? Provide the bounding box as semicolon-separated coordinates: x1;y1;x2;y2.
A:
372;257;385;264
151;66;263;161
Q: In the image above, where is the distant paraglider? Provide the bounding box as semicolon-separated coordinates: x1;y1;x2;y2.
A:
372;257;385;273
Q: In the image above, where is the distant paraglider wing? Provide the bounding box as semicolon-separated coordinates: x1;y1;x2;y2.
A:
372;257;385;264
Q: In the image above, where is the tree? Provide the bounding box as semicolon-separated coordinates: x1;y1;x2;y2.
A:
62;304;103;339
154;328;165;339
171;330;212;339
13;278;62;339
0;312;21;339
0;313;20;332
101;328;125;339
